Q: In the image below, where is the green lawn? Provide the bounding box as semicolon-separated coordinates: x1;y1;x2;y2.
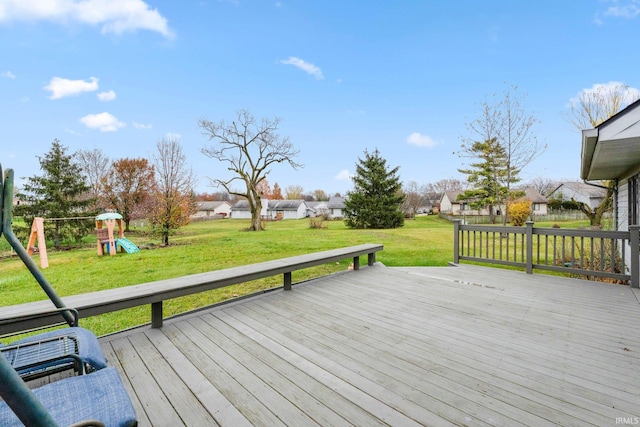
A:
0;215;456;335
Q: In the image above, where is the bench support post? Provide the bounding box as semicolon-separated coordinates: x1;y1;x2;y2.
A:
284;272;292;291
353;256;360;270
368;252;376;266
151;301;163;328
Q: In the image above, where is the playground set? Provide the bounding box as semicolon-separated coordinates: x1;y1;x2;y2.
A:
26;212;139;267
95;212;139;256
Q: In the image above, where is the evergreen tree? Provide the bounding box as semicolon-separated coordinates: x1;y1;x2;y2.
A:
343;149;405;229
15;139;95;248
457;138;520;224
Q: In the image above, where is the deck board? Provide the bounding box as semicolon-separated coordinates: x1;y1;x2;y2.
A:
100;264;640;426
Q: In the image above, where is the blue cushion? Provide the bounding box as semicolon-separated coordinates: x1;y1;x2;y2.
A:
0;367;137;427
5;327;107;374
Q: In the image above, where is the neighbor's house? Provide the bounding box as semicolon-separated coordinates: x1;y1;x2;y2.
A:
440;188;547;216
580;98;640;272
327;196;345;219
423;192;443;214
266;200;309;220
439;191;490;216
230;199;309;220
522;187;549;216
547;182;606;210
191;201;232;220
306;201;328;217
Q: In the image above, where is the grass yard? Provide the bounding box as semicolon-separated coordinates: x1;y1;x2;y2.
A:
0;215;456;335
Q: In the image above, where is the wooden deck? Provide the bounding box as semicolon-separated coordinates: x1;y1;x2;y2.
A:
99;264;640;426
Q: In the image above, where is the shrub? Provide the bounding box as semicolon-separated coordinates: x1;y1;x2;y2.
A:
309;217;327;229
509;199;532;226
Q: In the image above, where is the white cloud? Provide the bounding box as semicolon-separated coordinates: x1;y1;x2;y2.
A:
79;112;125;132
44;76;98;99
97;90;116;101
1;70;16;78
279;56;324;80
133;122;152;129
0;0;174;38
604;1;640;19
335;169;352;181
407;132;437;148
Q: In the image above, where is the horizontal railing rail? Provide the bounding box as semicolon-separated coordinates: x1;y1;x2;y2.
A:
453;220;639;288
0;244;383;334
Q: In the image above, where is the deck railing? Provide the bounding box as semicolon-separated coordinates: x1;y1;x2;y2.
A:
453;220;640;288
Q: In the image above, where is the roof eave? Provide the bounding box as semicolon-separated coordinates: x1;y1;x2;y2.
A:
580;128;599;180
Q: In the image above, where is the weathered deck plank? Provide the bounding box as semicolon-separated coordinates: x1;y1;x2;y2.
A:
100;264;640;426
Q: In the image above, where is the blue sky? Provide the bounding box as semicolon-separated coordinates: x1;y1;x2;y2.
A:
2;1;640;196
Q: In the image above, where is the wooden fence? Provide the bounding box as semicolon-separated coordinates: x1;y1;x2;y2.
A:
453;220;639;288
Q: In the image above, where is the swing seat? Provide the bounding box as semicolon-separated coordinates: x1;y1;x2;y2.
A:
0;366;138;427
0;309;108;381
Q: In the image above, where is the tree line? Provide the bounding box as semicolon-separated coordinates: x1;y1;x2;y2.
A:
16;82;635;248
16;137;196;247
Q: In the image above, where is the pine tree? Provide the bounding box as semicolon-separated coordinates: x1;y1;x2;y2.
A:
15;139;95;248
457;138;520;224
344;149;405;229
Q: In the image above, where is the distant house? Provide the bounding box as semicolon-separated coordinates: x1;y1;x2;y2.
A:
191;201;232;220
440;188;547;216
520;187;549;216
306;201;329;217
547;182;606;210
230;199;309;220
266;200;309;220
422;192;443;214
439;191;490;216
327;196;345;219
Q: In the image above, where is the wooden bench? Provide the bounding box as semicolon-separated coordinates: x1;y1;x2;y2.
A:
0;244;383;332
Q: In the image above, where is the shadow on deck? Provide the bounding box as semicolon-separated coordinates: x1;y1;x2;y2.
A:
99;264;640;426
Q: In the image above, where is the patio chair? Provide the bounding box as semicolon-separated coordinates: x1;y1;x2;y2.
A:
0;308;108;381
0;167;107;380
0;355;138;427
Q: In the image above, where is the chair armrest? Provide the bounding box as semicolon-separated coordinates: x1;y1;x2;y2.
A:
1;334;85;380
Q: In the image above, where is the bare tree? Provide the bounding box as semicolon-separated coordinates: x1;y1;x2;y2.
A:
565;82;640;226
199;110;302;231
149;136;197;245
402;181;421;219
76;148;109;209
311;189;329;201
499;86;544;225
423;178;466;194
461;85;543;225
566;82;640;131
527;176;558;197
285;185;304;200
